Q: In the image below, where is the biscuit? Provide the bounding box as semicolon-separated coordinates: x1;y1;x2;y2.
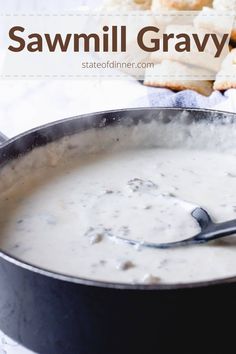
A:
134;0;152;9
144;60;213;95
231;27;236;43
194;7;233;35
214;49;236;90
150;24;221;72
213;0;236;42
152;0;213;11
103;0;151;10
213;0;236;12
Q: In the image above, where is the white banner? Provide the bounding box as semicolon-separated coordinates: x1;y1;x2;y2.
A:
0;11;234;80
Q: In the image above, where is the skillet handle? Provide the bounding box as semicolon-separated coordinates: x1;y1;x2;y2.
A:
0;131;8;144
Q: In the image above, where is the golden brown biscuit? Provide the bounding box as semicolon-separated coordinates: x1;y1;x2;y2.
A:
152;0;213;11
144;60;213;96
103;0;151;10
194;6;233;35
213;0;236;42
214;49;236;90
231;27;236;43
150;24;222;73
134;0;152;9
213;0;236;12
214;80;236;90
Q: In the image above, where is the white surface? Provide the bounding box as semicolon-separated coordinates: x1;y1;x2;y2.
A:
1;78;236;139
0;335;33;354
0;77;149;138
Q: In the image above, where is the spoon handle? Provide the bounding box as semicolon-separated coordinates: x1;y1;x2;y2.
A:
194;219;236;243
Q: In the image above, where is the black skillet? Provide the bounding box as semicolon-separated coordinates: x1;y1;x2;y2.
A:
0;108;236;354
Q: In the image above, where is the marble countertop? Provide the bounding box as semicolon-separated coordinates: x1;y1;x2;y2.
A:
0;77;149;139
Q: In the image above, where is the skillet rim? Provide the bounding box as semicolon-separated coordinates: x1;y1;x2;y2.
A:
0;106;235;291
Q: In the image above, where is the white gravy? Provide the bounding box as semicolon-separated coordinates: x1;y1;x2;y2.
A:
1;116;236;284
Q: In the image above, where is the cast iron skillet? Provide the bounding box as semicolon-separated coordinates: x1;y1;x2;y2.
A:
0;108;236;354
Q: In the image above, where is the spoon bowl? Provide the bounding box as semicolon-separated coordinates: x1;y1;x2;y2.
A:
112;207;236;249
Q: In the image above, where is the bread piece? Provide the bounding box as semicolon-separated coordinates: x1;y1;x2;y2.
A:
144;60;213;95
213;0;236;12
152;0;213;11
150;24;222;72
213;0;236;42
231;27;236;43
194;6;233;35
214;49;236;90
103;0;151;10
134;0;152;9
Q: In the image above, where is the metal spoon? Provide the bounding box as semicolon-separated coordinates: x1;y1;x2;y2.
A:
113;208;236;249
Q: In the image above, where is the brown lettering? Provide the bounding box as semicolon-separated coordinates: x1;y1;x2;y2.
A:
163;33;174;52
8;26;25;52
137;26;160;52
27;33;43;52
74;33;100;52
192;33;210;53
175;33;190;52
211;33;229;58
45;33;72;52
121;26;126;52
